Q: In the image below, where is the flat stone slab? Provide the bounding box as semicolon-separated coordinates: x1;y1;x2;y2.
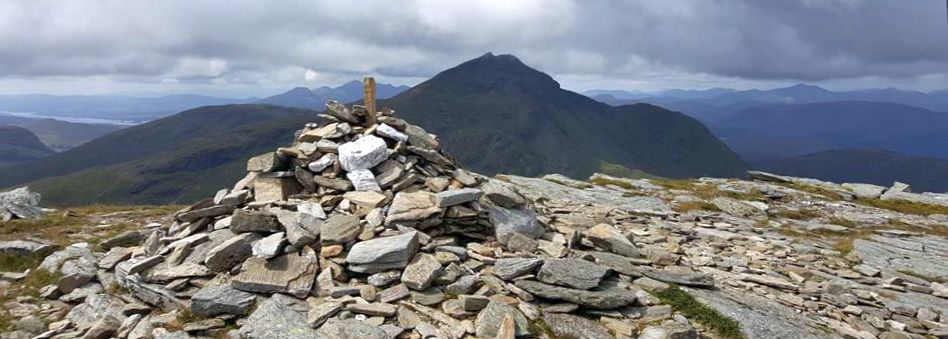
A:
233;250;319;298
347;231;419;273
537;258;609;290
514;280;638;309
239;296;319;339
190;283;256;317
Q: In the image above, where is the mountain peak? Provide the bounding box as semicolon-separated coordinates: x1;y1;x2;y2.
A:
426;53;561;92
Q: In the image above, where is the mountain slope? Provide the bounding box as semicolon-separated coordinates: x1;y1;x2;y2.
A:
0;114;124;151
259;80;409;110
0;105;313;194
383;53;747;179
713;101;948;159
762;149;948;193
0;126;56;167
25;113;313;205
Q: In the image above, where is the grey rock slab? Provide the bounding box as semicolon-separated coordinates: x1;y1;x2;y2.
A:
320;214;361;244
325;100;359;123
537;258;609;290
126;255;165;275
640;267;715;288
319;318;386;339
843;183;887;199
312;175;353;191
176;204;235;223
0;239;54;255
347;231;420;273
232;250;318;298
239;296;320;339
489;207;545;244
584;251;644;277
347;168;382;192
686;286;828;339
98;247;133;270
514;280;639;309
345;302;398;317
401;253;441;290
191;284;256;317
246;152;286;172
307;153;337;172
229;209;281;233
99;230;143;251
712;196;766;219
251;232;285;259
542;313;613;339
338;135;388;171
502;175;672;215
474;301;531;338
435;188;484;207
307;301;343;328
481;179;528;209
586;223;640;257
204;233;259;273
493;258;543;281
386;191;442;223
147;263;212;283
375;123;408;142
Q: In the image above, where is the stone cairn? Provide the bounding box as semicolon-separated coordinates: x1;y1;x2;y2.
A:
50;79;648;338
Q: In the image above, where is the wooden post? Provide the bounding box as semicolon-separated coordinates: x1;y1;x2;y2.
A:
363;76;377;125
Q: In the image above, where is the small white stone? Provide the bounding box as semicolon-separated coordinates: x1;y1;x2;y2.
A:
376;123;408;142
338;135;389;171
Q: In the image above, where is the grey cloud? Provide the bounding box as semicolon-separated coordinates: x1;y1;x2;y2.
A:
0;0;946;91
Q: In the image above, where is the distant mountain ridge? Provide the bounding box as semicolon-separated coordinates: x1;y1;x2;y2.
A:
383;53;747;179
0;113;124;151
763;149;948;193
259;80;409;110
586;84;948;112
0;126;55;167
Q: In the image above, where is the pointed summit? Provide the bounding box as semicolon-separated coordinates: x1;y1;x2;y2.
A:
424;53;562;93
383;54;746;179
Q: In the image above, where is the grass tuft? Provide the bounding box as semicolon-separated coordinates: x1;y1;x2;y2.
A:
769;208;822;221
0;252;49;273
654;286;744;339
673;201;721;213
855;198;948;216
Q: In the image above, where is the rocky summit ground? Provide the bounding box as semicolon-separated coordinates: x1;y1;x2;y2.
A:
2;101;947;339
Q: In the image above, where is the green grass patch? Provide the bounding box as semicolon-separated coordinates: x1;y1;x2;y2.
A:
588;176;635;190
777;182;845;201
673;201;721;213
897;269;946;284
0;252;49;272
855;198;948;216
828;216;857;228
655;286;744;339
597;161;664;180
769;208;822;221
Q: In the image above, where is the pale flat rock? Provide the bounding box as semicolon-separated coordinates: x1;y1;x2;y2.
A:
489;207;544;244
190;283;256;317
435;188;483;207
586;223;639;257
386;191;442;223
537;258;609;290
401;253;441;290
239;296;319;339
205;233;259;272
542;313;612;339
233;250;319;298
347;168;382;192
514;280;638;309
474;301;531;338
251;232;285;259
319;318;386;339
493;258;543;281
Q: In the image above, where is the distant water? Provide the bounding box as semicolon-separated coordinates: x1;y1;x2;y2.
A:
0;111;138;126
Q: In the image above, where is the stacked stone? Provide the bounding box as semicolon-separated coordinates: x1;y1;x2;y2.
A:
53;99;633;339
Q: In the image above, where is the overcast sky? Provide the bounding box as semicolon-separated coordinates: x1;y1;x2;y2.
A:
1;0;947;97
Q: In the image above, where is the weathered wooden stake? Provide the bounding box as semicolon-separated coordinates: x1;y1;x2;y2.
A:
363;76;377;125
